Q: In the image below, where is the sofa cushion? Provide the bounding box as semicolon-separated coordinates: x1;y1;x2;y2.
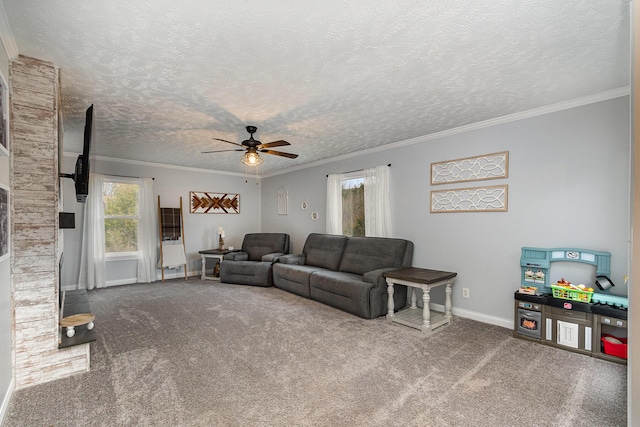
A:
303;233;348;270
242;233;290;261
219;261;274;287
339;237;408;276
309;270;375;318
272;263;322;298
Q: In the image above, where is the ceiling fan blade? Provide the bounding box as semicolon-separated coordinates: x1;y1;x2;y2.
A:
259;149;299;159
257;140;290;149
212;137;244;148
202;149;244;154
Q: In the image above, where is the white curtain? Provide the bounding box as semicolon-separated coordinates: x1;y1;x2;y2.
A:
364;165;392;237
137;177;157;283
78;173;106;290
326;173;343;235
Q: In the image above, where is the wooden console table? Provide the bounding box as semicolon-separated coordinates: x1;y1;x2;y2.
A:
384;267;457;334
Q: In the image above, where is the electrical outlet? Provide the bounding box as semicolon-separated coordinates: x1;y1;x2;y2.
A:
462;288;470;299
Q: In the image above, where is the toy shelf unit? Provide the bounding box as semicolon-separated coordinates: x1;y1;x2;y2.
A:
520;247;611;295
516;247;628;365
591;304;628;364
544;298;593;357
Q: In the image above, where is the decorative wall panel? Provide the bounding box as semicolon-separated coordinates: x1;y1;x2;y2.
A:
431;151;509;184
190;191;240;214
431;185;508;213
277;186;288;215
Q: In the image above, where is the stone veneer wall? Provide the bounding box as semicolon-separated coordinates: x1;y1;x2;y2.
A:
10;55;89;388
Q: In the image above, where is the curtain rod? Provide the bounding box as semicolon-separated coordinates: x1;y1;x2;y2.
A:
106;174;154;180
326;164;391;177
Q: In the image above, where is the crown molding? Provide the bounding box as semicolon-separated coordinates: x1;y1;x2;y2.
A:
0;4;19;59
62;151;261;180
262;87;630;178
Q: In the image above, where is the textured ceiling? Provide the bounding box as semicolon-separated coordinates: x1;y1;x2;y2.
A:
2;0;631;176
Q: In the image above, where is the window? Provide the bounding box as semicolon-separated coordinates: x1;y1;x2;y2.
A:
327;165;391;237
341;174;365;236
103;180;140;255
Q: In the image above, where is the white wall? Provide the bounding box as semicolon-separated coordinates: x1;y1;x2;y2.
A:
261;96;631;326
60;156;261;287
0;39;12;420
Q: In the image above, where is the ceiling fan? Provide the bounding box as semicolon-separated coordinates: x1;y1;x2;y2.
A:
202;126;298;166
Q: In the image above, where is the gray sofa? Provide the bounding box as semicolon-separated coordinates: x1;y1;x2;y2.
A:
220;233;290;287
273;233;413;319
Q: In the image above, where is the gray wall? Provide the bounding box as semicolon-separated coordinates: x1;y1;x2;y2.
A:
261;96;631;325
60;157;262;287
0;42;12;415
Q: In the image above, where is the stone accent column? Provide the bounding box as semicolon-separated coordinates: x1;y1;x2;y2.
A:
10;55;89;388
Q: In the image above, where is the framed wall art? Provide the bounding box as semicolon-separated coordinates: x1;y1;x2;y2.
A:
0;183;8;261
431;151;508;185
430;184;508;213
0;73;7;156
190;191;240;214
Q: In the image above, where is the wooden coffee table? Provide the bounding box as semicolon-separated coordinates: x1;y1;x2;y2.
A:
384;267;457;334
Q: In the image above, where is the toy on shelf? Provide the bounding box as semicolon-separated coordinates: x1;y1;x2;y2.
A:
551;278;594;303
517;286;538;295
591;276;629;309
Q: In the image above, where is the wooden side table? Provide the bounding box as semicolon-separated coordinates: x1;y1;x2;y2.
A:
198;249;237;281
384;267;457;334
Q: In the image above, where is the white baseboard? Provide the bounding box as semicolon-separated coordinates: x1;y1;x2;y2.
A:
429;302;513;330
105;278;136;287
157;269;199;281
0;378;15;425
64;270;201;290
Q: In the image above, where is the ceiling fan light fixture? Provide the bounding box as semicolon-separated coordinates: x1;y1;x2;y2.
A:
241;151;264;166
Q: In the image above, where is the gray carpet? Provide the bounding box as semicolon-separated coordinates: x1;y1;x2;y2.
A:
4;279;627;426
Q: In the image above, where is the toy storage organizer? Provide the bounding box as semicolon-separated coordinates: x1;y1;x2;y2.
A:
516;247;627;364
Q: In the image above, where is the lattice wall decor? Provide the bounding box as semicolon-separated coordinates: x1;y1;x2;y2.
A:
277;186;288;215
430;185;508;213
431;151;508;185
190;191;240;214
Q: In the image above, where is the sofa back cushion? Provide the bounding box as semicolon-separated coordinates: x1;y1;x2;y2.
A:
339;237;411;275
303;233;348;271
241;233;290;261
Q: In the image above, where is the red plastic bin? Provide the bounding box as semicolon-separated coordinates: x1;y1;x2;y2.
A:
601;334;628;359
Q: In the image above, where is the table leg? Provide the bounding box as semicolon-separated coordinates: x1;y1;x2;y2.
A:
422;289;431;333
386;280;395;319
445;282;452;320
201;255;206;280
410;287;417;309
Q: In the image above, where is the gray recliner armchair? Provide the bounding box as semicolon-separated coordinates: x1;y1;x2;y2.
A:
219;233;290;287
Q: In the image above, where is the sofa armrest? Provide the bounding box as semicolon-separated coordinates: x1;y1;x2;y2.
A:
363;267;400;287
262;252;286;263
278;254;307;265
224;251;249;261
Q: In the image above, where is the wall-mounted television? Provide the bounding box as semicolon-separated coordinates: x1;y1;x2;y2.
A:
60;104;93;203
